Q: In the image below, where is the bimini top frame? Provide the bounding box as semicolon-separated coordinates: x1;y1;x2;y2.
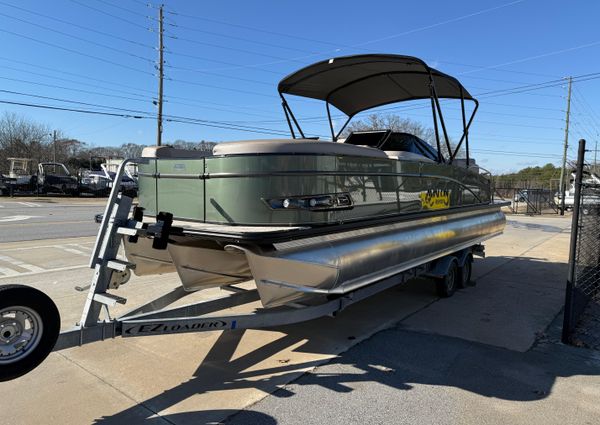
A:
278;54;479;164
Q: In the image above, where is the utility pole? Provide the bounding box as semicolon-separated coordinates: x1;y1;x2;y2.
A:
559;76;572;216
52;130;57;163
156;4;164;146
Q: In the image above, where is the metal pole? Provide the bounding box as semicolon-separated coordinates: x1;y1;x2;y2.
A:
562;138;586;343
559;76;572;215
52;130;57;163
156;5;164;147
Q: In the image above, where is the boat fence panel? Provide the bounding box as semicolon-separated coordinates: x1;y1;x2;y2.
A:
562;139;600;349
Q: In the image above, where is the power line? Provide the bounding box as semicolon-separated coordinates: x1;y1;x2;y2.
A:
471;148;564;159
0;99;147;119
0;10;154;64
93;0;155;19
0;91;305;137
355;0;526;47
166;10;342;48
0;28;155;76
0;1;155;50
165;63;273;86
67;0;150;30
166;34;309;62
0;75;154;105
0;56;278;114
459;40;600;77
169;30;316;55
0;64;150;101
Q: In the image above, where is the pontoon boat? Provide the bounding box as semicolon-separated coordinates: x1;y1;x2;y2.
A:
127;54;505;308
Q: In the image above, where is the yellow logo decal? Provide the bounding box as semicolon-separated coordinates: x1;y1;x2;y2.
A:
420;189;450;210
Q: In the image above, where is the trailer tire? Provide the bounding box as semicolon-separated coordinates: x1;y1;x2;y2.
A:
0;285;60;382
435;260;458;298
457;255;473;289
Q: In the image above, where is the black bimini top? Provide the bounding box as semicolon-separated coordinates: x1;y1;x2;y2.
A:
278;54;474;116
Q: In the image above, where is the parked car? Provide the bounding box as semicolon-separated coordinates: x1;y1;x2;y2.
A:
513;189;528;203
36;162;79;195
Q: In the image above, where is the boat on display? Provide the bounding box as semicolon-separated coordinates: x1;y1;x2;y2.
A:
0;54;508;382
125;54;505;308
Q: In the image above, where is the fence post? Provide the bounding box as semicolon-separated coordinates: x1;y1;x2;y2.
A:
562;139;586;343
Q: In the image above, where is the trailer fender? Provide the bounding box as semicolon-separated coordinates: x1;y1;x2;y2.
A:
425;248;471;279
425;254;461;279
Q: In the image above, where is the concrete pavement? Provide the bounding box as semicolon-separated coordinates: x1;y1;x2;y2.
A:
229;317;600;425
0;198;104;242
1;214;594;425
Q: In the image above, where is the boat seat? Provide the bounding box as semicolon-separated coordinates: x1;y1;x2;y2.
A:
141;146;213;159
213;139;388;158
384;151;436;163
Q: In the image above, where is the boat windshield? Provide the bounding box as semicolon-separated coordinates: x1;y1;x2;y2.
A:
343;130;389;147
344;131;439;162
381;133;439;162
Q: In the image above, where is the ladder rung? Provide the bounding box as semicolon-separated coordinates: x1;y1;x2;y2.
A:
93;293;127;306
117;227;138;236
107;259;136;271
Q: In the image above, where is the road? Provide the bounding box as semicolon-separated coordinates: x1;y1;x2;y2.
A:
0;198;103;242
1;212;599;425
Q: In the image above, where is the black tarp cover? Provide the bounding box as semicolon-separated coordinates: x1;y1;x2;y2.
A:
278;54;473;116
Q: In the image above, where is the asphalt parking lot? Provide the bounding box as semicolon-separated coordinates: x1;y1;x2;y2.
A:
1;207;599;425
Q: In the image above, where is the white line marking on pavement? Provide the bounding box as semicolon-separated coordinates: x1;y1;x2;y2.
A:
0;241;95;252
54;245;89;256
0;264;88;279
18;202;41;207
0;254;45;272
0;266;19;277
68;243;93;252
0;215;40;223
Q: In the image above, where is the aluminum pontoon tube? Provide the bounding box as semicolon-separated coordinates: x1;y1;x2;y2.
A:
227;206;505;308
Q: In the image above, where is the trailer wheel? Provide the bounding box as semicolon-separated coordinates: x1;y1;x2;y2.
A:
0;285;60;382
457;255;473;289
435;260;458;298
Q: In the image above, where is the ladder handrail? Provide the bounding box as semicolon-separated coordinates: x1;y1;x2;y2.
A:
89;158;141;268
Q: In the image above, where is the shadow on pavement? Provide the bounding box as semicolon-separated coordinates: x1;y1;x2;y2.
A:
92;254;592;425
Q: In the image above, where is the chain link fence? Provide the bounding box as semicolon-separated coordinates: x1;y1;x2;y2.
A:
494;187;559;215
562;139;600;349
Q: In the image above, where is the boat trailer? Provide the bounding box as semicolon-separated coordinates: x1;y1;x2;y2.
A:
0;160;484;382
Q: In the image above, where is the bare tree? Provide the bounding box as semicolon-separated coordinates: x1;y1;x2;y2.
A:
171;139;216;152
0;112;52;173
119;143;147;159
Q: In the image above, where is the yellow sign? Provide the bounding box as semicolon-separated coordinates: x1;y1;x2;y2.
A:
420;189;450;210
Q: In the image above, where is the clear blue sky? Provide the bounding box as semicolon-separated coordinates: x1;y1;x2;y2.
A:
1;0;599;173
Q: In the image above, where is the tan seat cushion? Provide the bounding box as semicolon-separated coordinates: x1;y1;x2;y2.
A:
142;146;212;159
212;139;387;158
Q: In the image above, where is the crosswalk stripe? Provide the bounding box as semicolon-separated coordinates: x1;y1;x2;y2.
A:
0;264;88;279
0;266;19;277
55;245;88;256
0;254;44;272
17;202;41;207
